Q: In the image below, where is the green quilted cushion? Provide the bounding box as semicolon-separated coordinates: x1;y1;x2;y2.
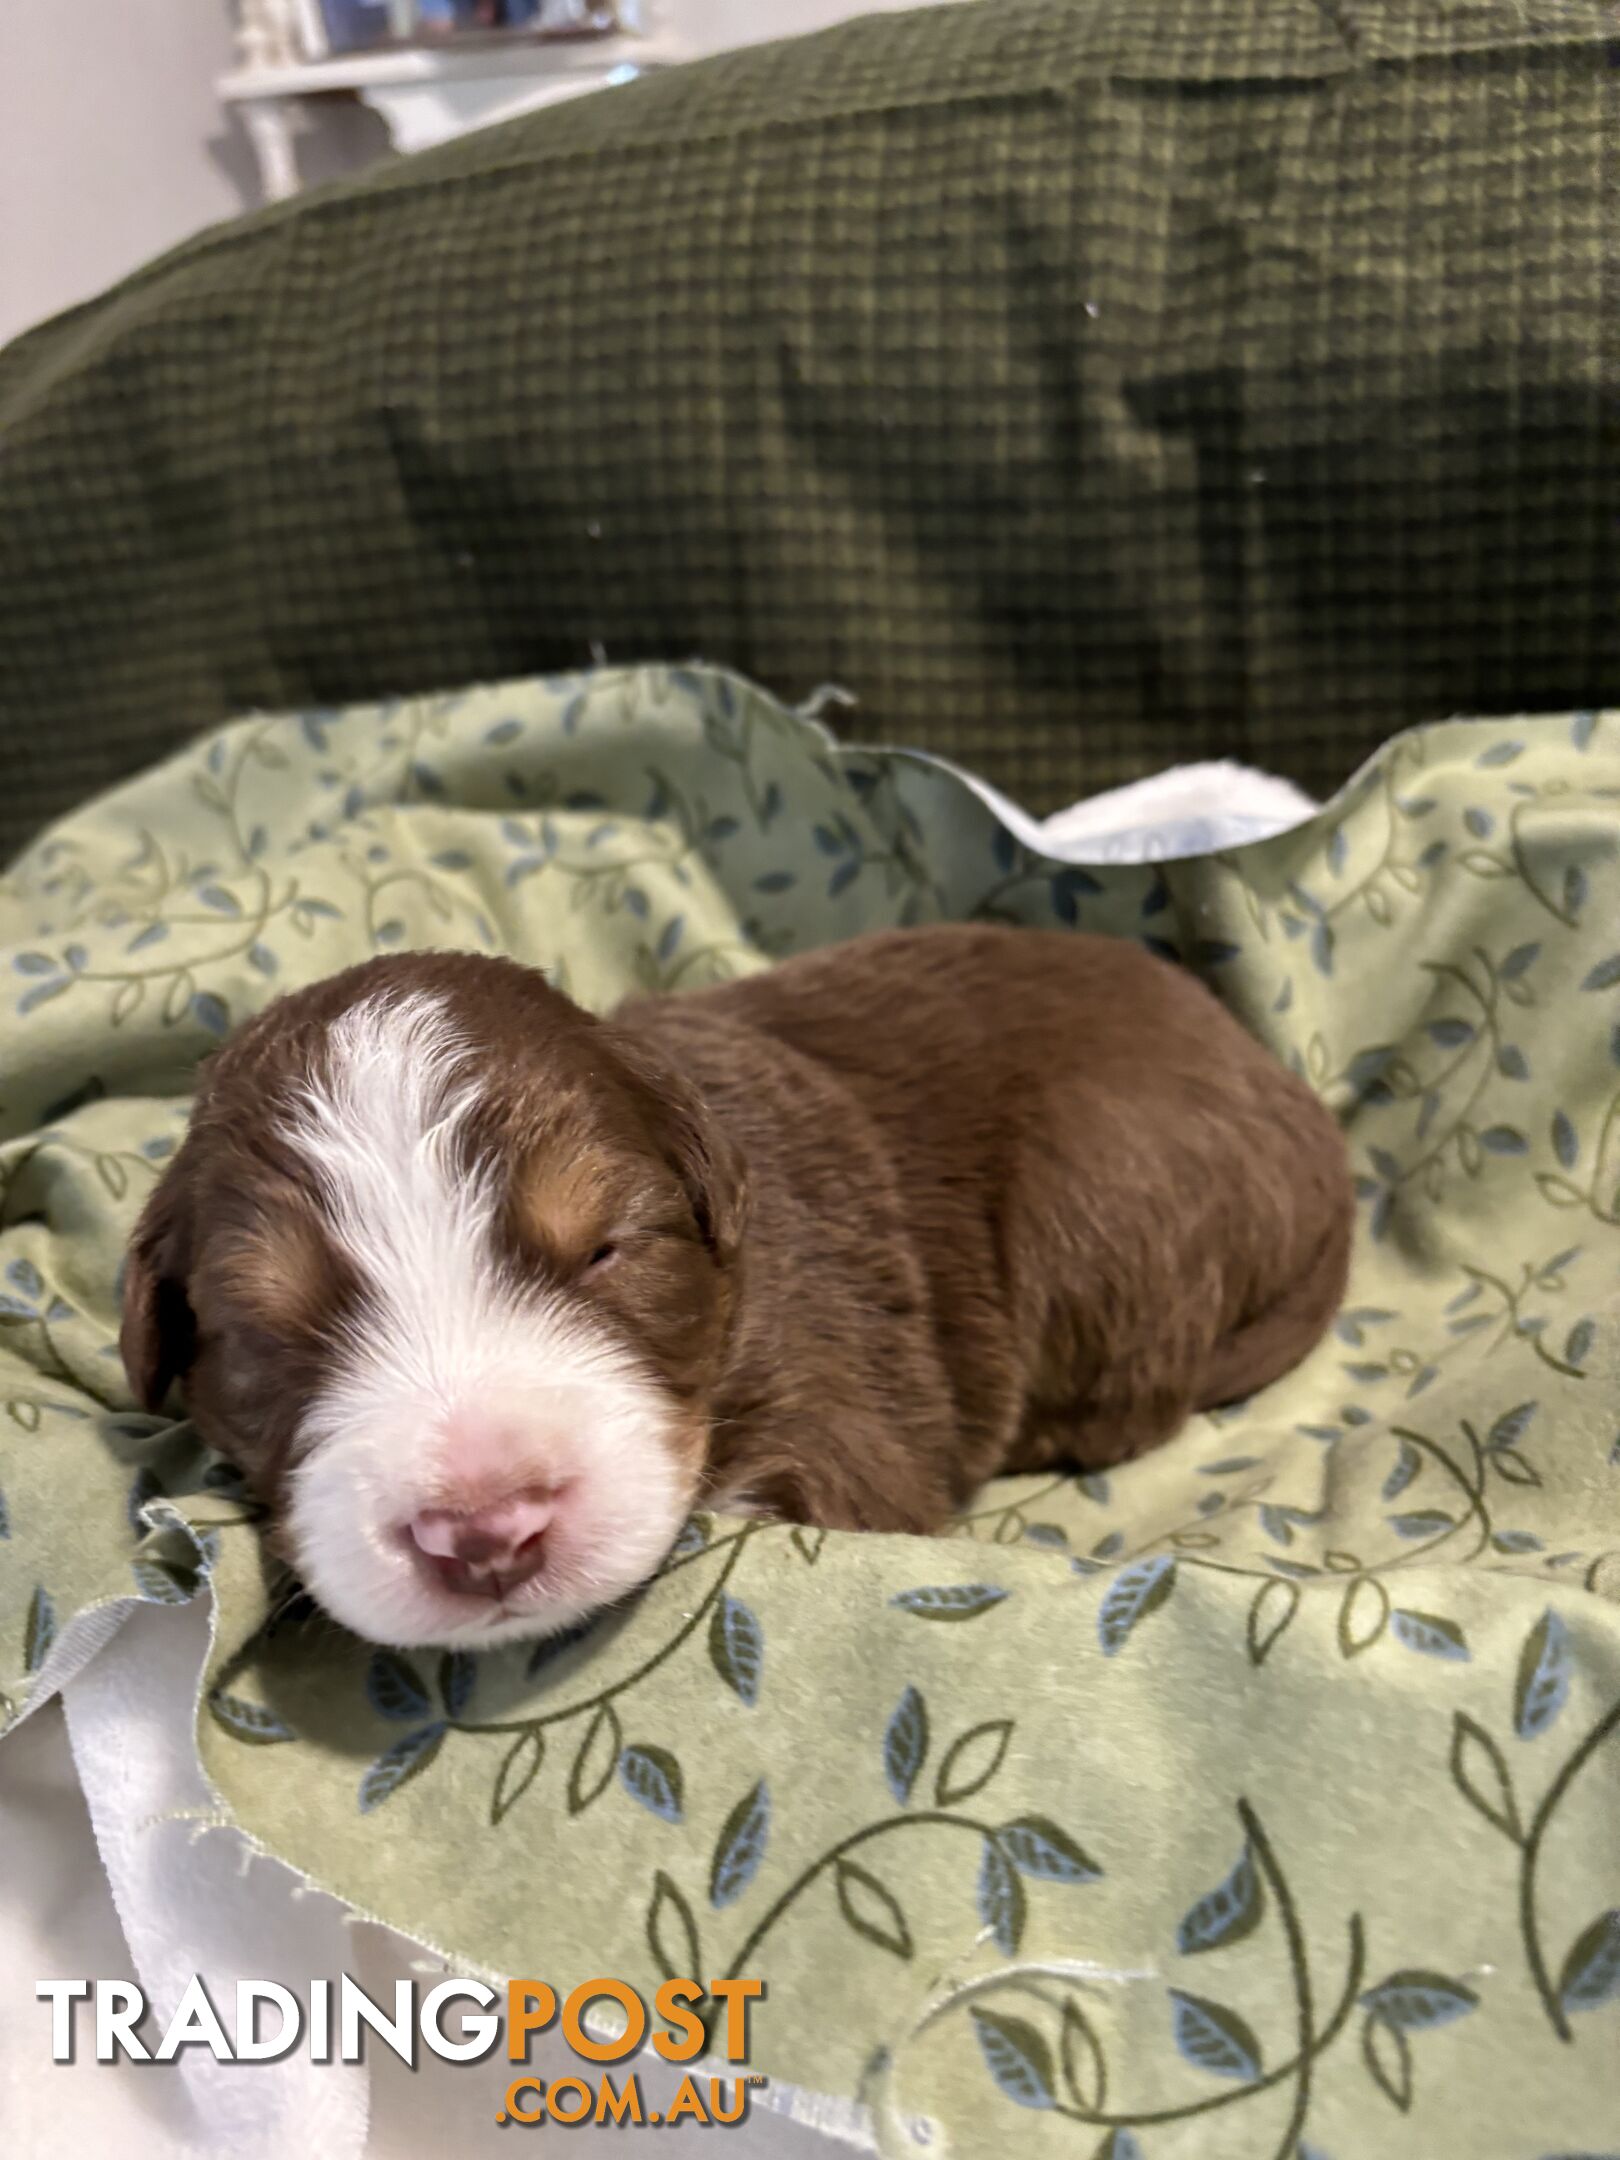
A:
0;0;1613;863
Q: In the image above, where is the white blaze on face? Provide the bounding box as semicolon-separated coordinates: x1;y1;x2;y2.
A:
280;992;692;1647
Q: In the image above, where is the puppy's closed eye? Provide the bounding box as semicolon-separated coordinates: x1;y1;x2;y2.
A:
511;1140;625;1273
583;1241;619;1275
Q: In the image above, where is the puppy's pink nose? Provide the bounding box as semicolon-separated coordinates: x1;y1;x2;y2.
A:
408;1489;556;1597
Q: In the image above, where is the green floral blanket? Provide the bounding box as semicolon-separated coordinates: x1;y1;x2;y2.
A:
2;669;1617;2157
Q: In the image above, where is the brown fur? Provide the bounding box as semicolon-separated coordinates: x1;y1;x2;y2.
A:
122;926;1352;1542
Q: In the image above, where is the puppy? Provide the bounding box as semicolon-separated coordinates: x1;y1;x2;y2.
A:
120;927;1351;1647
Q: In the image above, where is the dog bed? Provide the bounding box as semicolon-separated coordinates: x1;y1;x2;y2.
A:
1;664;1616;2155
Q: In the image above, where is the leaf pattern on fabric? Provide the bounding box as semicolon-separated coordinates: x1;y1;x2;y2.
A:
1;673;1618;2153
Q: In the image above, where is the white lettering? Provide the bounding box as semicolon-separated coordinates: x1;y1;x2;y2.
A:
420;1979;499;2062
236;1981;302;2062
36;1980;89;2061
96;1981;150;2062
339;1976;414;2065
155;1976;233;2062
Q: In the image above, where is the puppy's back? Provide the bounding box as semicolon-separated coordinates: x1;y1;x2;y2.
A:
631;924;1352;1478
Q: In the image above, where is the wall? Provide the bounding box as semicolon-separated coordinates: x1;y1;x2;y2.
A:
0;1;950;352
3;3;237;346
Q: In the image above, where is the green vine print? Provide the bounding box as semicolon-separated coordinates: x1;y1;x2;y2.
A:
2;675;1617;2156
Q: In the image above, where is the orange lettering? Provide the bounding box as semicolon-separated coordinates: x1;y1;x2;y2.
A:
505;1982;557;2063
595;2074;645;2125
562;1980;646;2064
547;2076;592;2125
708;1977;764;2061
709;2076;750;2125
652;1979;705;2062
666;2073;709;2124
502;2076;544;2125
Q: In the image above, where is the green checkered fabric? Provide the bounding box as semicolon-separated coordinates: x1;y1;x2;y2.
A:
0;0;1613;864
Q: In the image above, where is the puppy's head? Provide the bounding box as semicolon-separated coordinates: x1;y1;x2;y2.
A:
121;954;745;1648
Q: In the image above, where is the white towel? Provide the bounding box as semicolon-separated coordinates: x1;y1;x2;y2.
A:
914;751;1319;864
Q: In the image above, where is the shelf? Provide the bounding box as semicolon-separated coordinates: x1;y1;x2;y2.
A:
218;36;664;101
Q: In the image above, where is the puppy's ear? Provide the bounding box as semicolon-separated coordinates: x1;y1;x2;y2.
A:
667;1073;749;1265
119;1165;197;1413
610;1031;748;1264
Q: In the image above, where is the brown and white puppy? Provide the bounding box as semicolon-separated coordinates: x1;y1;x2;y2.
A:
120;926;1352;1647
